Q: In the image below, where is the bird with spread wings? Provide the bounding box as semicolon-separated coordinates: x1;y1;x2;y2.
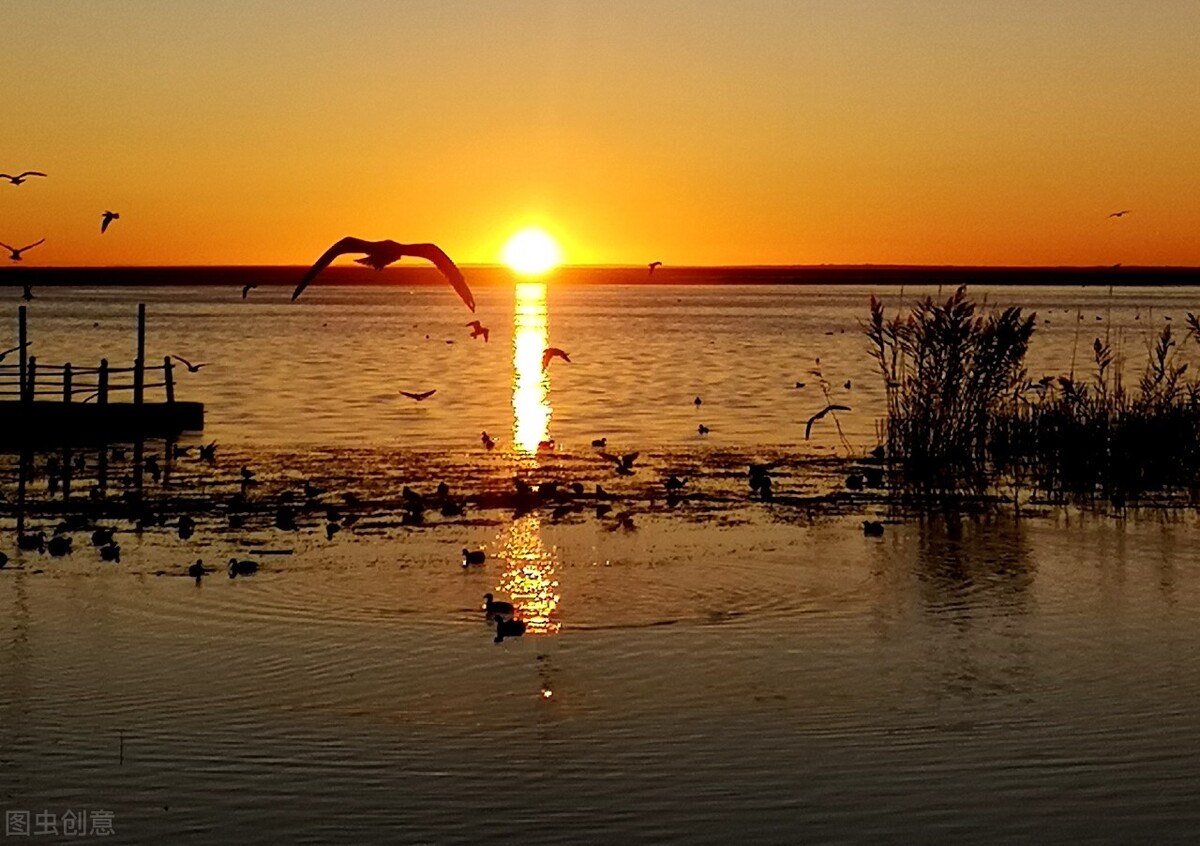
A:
2;239;45;261
292;237;474;311
1;171;46;185
804;404;851;440
542;347;570;370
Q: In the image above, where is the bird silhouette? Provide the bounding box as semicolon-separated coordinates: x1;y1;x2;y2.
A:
466;320;489;342
21;285;33;301
495;617;527;642
292;237;474;311
542;347;570;370
599;451;639;475
484;592;516;619
0;342;28;362
648;261;662;275
241;284;256;299
1;171;46;185
399;389;436;401
100;211;120;233
804;404;851;439
481;431;495;450
171;355;207;373
1108;210;1131;218
2;239;45;261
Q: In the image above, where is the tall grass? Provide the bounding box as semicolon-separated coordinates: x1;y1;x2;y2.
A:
866;286;1034;490
867;287;1200;502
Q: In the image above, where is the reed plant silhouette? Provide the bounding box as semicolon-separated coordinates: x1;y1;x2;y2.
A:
867;288;1200;503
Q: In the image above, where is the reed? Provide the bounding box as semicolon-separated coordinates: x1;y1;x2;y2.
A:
867;289;1200;502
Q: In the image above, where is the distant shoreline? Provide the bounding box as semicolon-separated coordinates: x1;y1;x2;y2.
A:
2;264;1199;287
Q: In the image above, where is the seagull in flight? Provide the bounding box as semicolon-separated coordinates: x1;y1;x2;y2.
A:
466;320;489;342
171;355;208;373
599;451;639;476
542;347;570;370
292;237;474;311
0;171;46;186
241;283;256;299
648;261;662;275
804;404;851;440
399;389;436;401
1108;210;1131;218
0;342;29;362
100;211;120;233
2;239;44;261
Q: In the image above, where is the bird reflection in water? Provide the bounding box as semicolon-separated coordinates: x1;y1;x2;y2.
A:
495;514;561;635
512;282;551;454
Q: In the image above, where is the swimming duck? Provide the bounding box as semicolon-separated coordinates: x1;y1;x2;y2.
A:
228;558;258;578
463;548;486;567
99;542;120;562
483;593;514;617
495;617;527;643
188;559;207;581
91;527;116;547
47;535;72;557
862;520;884;537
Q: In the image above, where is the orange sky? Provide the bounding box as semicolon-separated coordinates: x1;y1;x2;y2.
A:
3;1;1199;267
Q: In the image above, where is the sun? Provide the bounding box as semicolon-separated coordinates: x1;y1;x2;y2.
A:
502;227;562;277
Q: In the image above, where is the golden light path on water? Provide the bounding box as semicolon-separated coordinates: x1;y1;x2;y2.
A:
511;281;550;454
495;515;561;635
499;281;561;637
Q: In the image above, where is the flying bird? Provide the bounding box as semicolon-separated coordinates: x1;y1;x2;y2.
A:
542;347;570;370
241;284;256;299
0;343;28;362
0;171;46;185
1108;210;1131;218
100;211;120;233
292;237;474;311
648;261;662;275
171;355;207;373
399;389;436;401
2;239;45;261
466;320;489;342
599;451;639;475
804;404;851;440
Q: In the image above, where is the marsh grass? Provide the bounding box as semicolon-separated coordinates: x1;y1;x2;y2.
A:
868;287;1200;502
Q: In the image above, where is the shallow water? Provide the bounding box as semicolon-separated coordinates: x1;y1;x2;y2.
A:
3;277;1200;843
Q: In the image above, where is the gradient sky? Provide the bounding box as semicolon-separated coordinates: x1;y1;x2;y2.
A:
3;0;1199;266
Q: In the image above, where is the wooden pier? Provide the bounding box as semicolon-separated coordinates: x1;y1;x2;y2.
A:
0;304;204;443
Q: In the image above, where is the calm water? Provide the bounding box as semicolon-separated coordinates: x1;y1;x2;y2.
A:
3;276;1200;843
12;277;1200;450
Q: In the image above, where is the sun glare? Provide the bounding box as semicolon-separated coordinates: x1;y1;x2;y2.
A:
502;228;562;276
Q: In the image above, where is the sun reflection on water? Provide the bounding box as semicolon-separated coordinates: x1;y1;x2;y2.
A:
496;514;561;635
512;281;550;454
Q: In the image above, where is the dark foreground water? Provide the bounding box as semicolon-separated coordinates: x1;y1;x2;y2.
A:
2;276;1200;843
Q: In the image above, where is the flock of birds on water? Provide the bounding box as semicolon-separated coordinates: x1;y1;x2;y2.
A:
2;167;1141;639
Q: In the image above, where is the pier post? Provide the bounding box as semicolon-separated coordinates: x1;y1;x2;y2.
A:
25;356;36;403
18;305;27;401
164;356;175;403
63;363;72;402
134;303;146;405
98;359;108;405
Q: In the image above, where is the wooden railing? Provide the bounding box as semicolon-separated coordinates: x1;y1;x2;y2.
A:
0;357;177;404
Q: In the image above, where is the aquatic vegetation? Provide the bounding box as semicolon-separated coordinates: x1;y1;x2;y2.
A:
868;288;1200;503
866;285;1034;491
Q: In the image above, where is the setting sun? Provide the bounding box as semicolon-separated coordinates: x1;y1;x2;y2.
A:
501;228;562;276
